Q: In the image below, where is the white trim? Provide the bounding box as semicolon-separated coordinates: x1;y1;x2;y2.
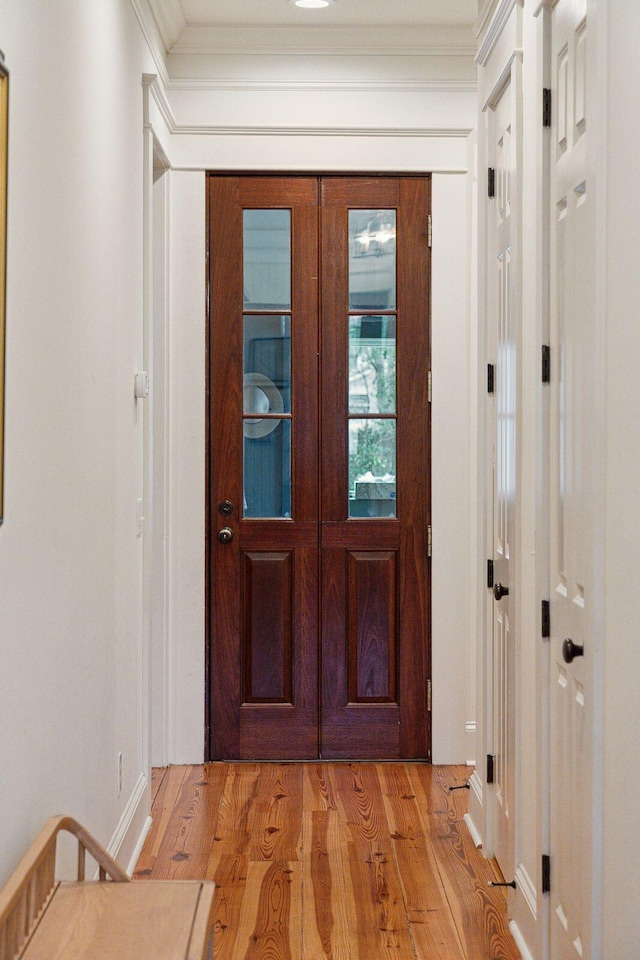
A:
149;0;185;50
168;78;478;95
469;769;483;805
466;720;477;766
463;812;483;848
142;74;474;141
174;125;474;139
508;919;535;960
127;816;153;876
169;25;477;59
475;0;500;39
170;163;471;174
144;74;178;136
105;772;149;873
475;0;518;67
515;862;538;920
171;44;477;58
130;0;171;88
482;50;523;112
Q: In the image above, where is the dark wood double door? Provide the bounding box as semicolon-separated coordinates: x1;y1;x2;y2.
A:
207;175;431;760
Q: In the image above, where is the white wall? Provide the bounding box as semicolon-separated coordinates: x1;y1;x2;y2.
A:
0;0;156;882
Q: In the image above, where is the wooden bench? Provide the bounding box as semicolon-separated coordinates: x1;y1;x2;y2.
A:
0;816;215;960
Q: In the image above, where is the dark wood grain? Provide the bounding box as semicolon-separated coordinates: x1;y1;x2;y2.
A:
243;552;293;703
208;175;430;761
136;763;521;960
348;550;397;702
207;176;319;760
319;176;432;760
396;177;432;759
208;176;245;760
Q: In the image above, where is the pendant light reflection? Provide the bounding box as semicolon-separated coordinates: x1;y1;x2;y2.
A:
290;0;336;7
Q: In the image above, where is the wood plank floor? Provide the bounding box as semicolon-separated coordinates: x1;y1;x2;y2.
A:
134;764;521;960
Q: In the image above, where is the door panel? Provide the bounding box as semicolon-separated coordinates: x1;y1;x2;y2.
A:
208;177;320;760
548;3;591;957
208;175;431;760
320;178;431;759
490;76;517;877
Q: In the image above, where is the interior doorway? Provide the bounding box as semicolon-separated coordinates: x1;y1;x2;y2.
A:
207;175;432;760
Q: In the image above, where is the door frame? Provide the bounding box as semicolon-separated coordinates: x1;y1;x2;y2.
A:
204;171;433;761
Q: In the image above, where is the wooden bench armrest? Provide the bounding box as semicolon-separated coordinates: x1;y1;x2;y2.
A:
0;816;128;959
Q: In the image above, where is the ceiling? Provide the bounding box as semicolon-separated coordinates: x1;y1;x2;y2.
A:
147;0;481;56
177;0;478;28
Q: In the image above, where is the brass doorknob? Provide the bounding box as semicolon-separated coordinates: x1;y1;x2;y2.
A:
217;526;234;544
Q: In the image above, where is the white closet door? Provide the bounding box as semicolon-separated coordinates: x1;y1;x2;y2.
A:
548;1;592;957
490;73;518;880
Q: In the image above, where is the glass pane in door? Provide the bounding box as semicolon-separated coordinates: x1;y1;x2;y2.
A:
349;316;396;414
348;418;396;517
348;210;396;310
244;315;291;413
244;420;292;519
243;209;291;309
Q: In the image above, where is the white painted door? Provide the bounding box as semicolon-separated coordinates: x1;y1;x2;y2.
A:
489;75;517;878
548;2;591;958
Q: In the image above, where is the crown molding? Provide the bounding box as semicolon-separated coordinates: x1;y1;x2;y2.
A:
149;0;186;50
146;69;474;139
172;124;474;138
130;0;171;86
169;24;477;58
167;77;478;94
474;0;500;39
475;0;518;66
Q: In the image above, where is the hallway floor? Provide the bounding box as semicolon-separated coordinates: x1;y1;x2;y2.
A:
134;762;520;960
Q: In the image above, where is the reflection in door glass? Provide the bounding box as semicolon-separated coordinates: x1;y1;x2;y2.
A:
244;316;291;414
243;210;291;310
348;210;396;310
244;420;291;519
348;419;396;518
349;316;396;414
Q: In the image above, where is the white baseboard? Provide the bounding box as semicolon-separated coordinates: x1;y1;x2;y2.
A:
515;861;538;921
509;919;535;960
468;769;483;805
106;772;151;877
465;720;476;766
127;816;153;876
463;812;483;848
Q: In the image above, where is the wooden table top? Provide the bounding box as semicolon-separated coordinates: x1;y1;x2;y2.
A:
21;880;215;960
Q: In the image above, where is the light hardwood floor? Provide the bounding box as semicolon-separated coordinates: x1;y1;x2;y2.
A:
134;763;521;960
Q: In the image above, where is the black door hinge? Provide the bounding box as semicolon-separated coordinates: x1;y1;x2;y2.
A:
487;754;495;785
488;559;494;589
543;88;552;127
487;363;495;394
542;344;551;383
488;167;496;198
541;600;550;638
542;854;551;893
